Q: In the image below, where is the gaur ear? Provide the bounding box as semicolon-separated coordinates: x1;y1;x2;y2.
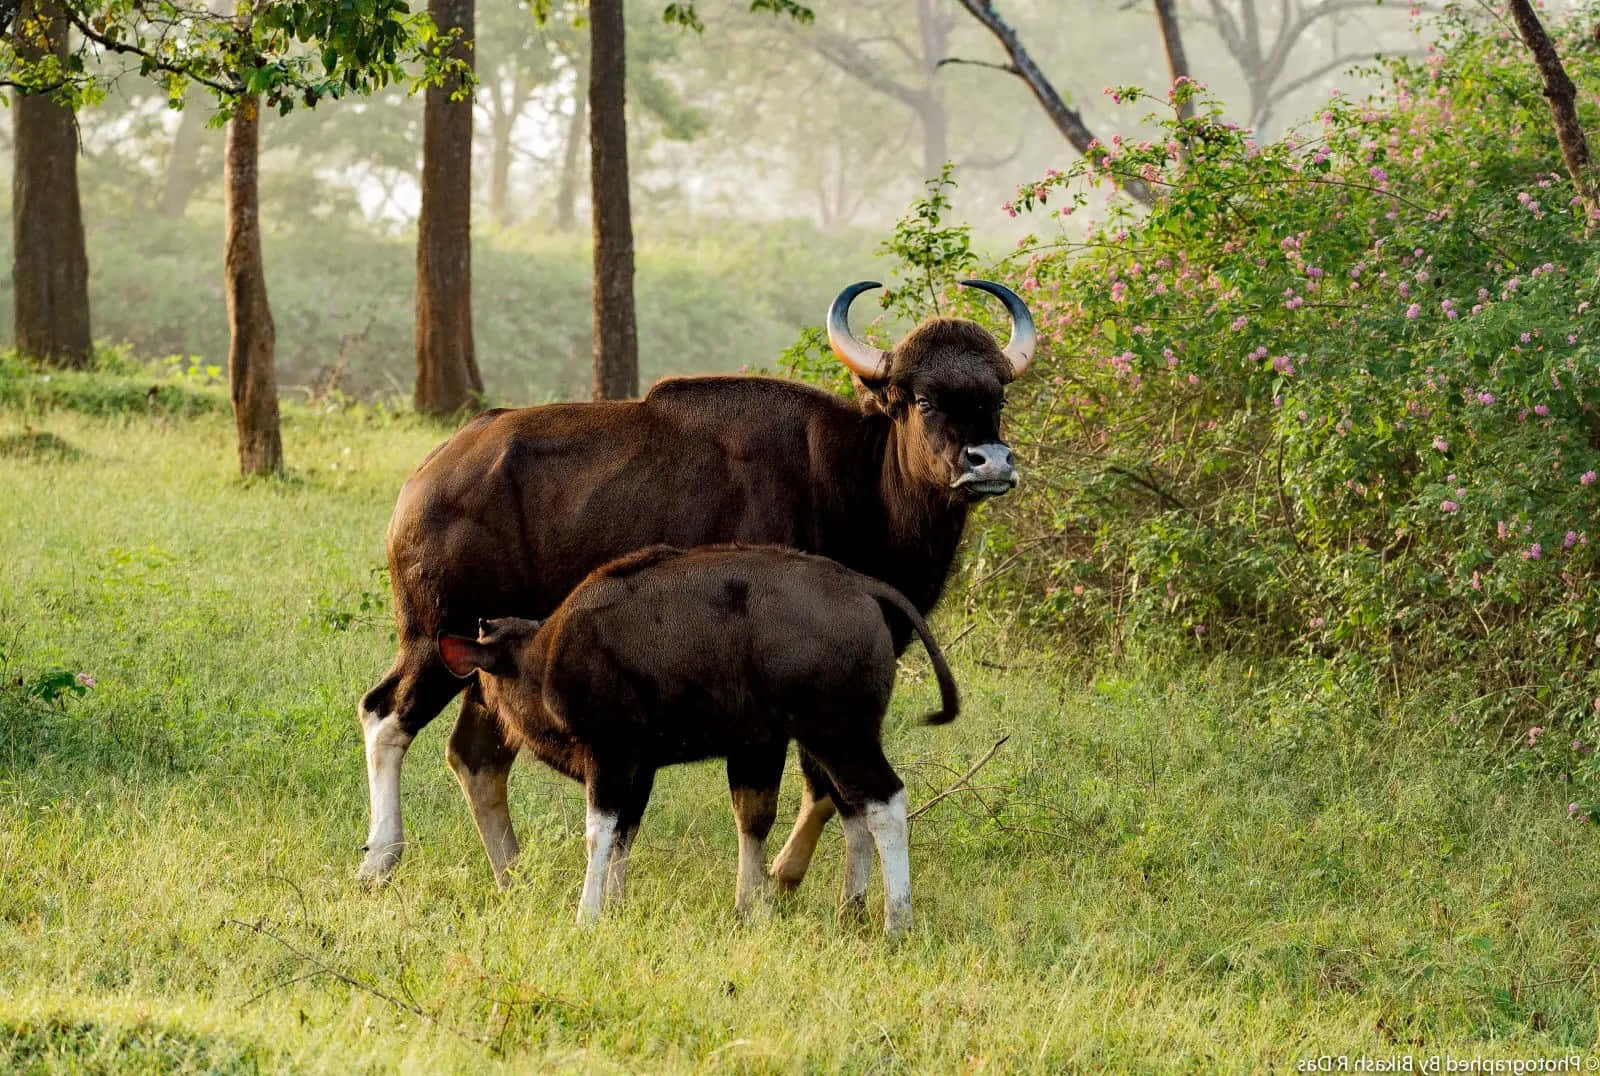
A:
849;372;895;416
438;634;494;679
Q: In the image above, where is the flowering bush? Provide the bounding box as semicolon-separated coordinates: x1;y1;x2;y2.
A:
870;11;1600;800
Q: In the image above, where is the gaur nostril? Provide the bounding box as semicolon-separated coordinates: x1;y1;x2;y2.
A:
964;448;987;469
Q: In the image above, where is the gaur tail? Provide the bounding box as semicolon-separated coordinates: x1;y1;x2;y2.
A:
858;578;960;725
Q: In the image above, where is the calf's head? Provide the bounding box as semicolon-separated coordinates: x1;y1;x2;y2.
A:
438;617;544;718
827;279;1035;501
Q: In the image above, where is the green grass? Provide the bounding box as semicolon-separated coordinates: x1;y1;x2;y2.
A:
1;392;1596;1071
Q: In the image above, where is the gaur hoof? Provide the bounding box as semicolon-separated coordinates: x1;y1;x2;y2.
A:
355;844;403;887
836;893;869;924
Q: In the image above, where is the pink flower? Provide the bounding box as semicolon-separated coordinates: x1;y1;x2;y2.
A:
76;673;96;688
1571;802;1581;815
1497;520;1509;540
1520;332;1532;343
1534;404;1550;417
1440;500;1459;513
1527;726;1544;746
1432;436;1449;452
1193;624;1207;636
1470;570;1482;591
1566;531;1579;548
1477;392;1495;405
1309;616;1326;629
1582;471;1597;486
1522;543;1542;560
1405;303;1421;319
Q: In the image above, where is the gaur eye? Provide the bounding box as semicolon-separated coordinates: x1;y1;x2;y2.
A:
915;395;933;414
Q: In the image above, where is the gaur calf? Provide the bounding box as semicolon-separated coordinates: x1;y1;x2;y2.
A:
437;544;959;937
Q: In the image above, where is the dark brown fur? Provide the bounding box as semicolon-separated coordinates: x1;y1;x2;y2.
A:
361;315;1017;880
438;545;958;915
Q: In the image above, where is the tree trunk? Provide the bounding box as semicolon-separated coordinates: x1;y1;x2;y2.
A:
11;0;91;368
223;95;283;478
553;60;587;233
488;109;515;229
914;0;949;179
916;96;948;181
414;0;482;415
1506;0;1598;226
588;0;637;401
158;103;210;218
1153;0;1194;122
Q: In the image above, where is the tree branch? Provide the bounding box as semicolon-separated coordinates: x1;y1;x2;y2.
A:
935;54;1017;75
1153;0;1194;122
808;27;926;110
64;10;243;97
949;0;1153;204
1505;0;1598;226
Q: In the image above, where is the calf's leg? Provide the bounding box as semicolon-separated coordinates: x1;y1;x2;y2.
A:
356;650;463;885
770;749;838;893
604;769;655;906
446;687;521;887
802;738;912;938
837;810;874;920
578;760;647;924
727;742;785;916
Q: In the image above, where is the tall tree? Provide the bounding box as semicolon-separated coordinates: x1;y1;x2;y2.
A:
414;0;483;415
158;102;214;218
588;0;636;400
1201;0;1416;132
10;0;92;368
805;0;953;182
552;56;587;232
223;94;283;477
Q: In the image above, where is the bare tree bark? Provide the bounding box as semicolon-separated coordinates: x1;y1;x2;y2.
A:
11;0;91;367
1506;0;1598;227
223;95;283;477
553;59;587;232
588;0;637;400
947;0;1153;204
1153;0;1194;122
414;0;482;415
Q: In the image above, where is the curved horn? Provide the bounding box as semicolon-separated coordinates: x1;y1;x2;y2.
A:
959;279;1036;379
827;281;891;381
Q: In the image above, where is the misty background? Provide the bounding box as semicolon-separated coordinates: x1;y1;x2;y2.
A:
0;0;1422;403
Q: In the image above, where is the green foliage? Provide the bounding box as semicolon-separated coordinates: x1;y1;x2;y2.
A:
878;162;980;318
0;348;230;419
662;0;814;31
939;10;1600;780
4;0;462;118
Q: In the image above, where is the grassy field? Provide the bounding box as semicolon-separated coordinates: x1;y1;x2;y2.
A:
1;389;1596;1072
